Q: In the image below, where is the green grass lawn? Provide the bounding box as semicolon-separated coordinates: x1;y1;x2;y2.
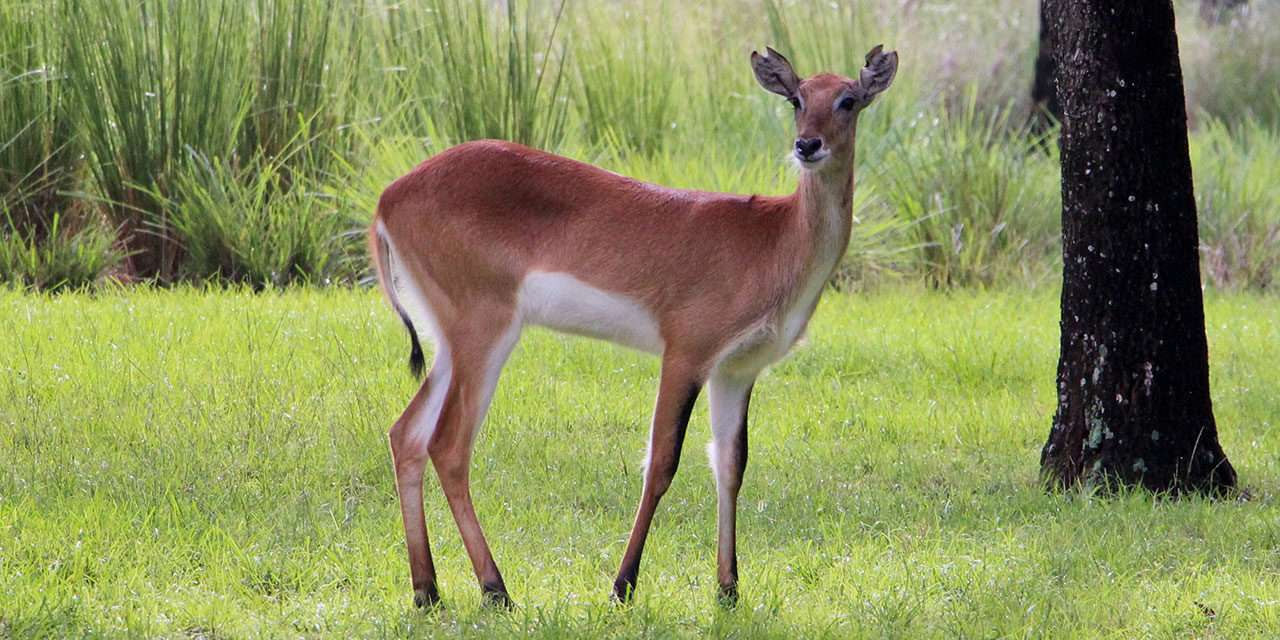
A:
2;287;1279;638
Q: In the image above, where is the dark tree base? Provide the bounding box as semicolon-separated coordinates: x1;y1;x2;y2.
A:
1041;437;1237;496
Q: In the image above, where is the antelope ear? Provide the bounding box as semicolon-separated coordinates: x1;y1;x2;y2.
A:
751;46;801;99
856;45;898;102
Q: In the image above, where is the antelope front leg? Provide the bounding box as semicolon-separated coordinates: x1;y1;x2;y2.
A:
707;372;755;605
612;356;705;602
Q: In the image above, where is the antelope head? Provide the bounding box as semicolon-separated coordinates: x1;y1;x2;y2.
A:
751;45;898;172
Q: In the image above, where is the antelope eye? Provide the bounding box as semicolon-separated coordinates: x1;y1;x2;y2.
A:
838;96;856;111
788;97;801;110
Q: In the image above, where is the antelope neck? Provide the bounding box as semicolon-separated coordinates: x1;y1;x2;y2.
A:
794;158;855;250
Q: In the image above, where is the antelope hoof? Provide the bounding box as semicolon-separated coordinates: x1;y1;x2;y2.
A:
481;584;515;610
716;582;739;608
413;586;441;609
611;575;637;605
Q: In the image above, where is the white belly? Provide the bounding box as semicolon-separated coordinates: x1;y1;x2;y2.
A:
517;272;665;353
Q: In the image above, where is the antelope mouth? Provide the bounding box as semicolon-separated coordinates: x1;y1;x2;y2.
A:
794;149;830;168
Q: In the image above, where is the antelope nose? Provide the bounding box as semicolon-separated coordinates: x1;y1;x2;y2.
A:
795;137;823;158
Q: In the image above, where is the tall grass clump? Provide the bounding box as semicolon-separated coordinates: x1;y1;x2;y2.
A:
572;2;678;153
383;0;570;149
2;2;123;289
1;2;73;231
876;95;1060;287
1192;117;1280;291
59;0;365;282
60;0;252;280
243;0;365;167
160;146;361;287
0;210;124;291
832;187;918;289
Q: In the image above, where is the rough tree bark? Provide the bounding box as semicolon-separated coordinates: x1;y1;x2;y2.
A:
1040;0;1236;493
1029;0;1060;127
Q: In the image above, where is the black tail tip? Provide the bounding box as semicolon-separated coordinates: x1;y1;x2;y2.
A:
409;341;425;379
398;309;426;380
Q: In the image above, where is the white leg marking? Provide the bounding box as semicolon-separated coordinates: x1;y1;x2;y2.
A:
707;373;754;563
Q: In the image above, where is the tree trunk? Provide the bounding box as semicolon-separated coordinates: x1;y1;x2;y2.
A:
1040;0;1236;493
1200;0;1247;24
1029;0;1060;127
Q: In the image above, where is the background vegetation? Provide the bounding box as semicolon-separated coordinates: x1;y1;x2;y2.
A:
2;0;1277;291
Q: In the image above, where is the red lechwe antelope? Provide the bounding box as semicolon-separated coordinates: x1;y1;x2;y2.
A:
370;45;897;608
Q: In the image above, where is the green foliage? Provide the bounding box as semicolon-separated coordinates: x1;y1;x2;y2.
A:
876;94;1060;287
763;0;898;83
244;0;359;164
59;0;253;278
382;0;570;149
0;2;75;231
763;0;1035;117
1192;117;1280;291
0;210;123;291
3;288;1280;636
573;1;678;153
161;148;361;287
831;185;918;289
1181;0;1280;129
2;2;124;289
55;0;364;281
2;0;1279;291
